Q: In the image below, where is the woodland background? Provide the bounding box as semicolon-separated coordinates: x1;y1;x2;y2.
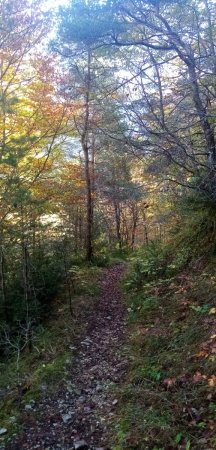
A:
0;1;216;448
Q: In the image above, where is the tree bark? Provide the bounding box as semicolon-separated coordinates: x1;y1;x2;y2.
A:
187;59;216;165
114;200;122;248
0;245;9;322
131;204;138;249
81;47;93;261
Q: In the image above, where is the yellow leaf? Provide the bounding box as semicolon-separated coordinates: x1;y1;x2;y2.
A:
209;308;216;314
208;375;216;386
196;351;207;358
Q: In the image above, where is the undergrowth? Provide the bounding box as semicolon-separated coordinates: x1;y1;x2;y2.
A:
0;264;102;443
113;197;216;450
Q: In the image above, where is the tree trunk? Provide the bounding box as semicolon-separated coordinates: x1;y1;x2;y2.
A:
131;205;138;249
83;144;93;261
187;60;216;165
114;200;122;248
0;245;9;322
81;47;93;261
142;211;149;246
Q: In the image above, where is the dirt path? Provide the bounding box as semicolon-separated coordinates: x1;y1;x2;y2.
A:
5;265;127;450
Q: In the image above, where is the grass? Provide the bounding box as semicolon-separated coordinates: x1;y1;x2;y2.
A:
0;264;102;443
111;249;216;450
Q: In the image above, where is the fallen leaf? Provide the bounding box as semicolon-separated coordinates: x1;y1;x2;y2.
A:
179;299;190;305
209;308;216;314
208;375;216;386
163;377;176;387
196;351;208;358
138;327;149;335
193;372;206;383
189;419;197;426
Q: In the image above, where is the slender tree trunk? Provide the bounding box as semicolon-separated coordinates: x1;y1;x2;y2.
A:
0;245;9;322
91;135;96;197
63;251;73;317
78;210;83;245
114;200;121;248
22;242;33;352
21;205;33;352
142;211;149;246
74;207;78;254
32;211;36;253
83;145;93;260
122;213;128;247
81;47;93;261
131;205;138;249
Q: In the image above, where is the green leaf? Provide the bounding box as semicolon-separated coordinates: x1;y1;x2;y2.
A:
175;433;183;443
197;421;206;428
186;440;191;450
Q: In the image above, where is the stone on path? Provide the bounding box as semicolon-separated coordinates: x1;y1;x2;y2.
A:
0;428;7;435
74;440;88;449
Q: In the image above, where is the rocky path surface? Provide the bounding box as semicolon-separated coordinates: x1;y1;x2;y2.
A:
5;265;127;450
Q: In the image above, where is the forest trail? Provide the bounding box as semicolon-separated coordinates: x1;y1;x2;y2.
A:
5;265;127;450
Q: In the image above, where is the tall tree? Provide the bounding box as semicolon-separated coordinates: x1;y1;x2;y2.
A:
98;0;216;196
54;0;120;260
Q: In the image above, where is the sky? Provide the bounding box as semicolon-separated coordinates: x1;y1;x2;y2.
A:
44;0;69;11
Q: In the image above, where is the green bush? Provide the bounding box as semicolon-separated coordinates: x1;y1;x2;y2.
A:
125;242;166;291
169;191;216;259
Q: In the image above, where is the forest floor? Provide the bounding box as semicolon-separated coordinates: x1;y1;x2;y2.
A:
3;264;127;450
2;257;216;450
116;258;216;450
